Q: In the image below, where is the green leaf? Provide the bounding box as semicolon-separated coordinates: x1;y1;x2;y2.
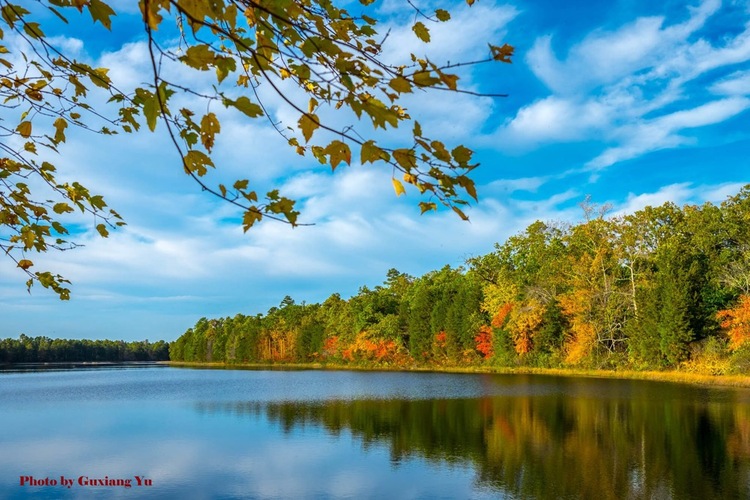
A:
23;22;44;39
96;223;109;237
135;89;160;132
412;22;430;42
225;96;264;118
180;45;216;70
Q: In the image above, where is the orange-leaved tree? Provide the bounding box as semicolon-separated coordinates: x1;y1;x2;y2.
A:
717;295;750;350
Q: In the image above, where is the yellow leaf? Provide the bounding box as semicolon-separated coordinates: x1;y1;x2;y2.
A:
412;22;430;42
393;148;417;170
388;76;412;93
419;201;437;214
180;45;215;70
490;43;514;63
452;145;473;164
17;259;33;270
440;73;459;90
53;117;67;144
200;112;220;152
298;113;319;142
88;0;115;30
184;150;214;176
242;210;262;232
139;0;164;30
360;140;385;164
435;9;450;21
452;206;469;221
392;178;406;197
413;71;440;87
325;140;351;170
16;121;31;138
226;96;263;118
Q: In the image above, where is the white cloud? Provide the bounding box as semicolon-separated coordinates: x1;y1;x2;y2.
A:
495;0;750;169
381;2;518;66
528;17;667;95
485;176;548;194
500;96;609;146
3;0;748;343
527;0;721;95
587;97;750;169
711;70;750;95
612;183;694;216
612;181;749;216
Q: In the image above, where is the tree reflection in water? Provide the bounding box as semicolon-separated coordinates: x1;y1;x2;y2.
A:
196;385;750;499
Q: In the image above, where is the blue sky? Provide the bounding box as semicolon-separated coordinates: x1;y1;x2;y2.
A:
1;0;748;342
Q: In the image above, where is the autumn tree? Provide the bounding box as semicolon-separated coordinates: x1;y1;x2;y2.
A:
717;295;750;351
0;0;512;298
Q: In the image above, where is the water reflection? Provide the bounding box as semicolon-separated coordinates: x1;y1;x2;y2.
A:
198;392;750;500
2;368;750;499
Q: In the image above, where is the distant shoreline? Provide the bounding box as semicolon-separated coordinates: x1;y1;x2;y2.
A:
165;361;750;389
0;361;167;371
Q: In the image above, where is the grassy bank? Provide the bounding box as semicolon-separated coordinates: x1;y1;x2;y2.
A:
165;361;750;389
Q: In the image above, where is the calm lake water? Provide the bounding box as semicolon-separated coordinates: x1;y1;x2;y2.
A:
1;365;749;499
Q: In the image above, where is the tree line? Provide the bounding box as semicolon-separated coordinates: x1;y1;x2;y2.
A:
171;186;749;373
0;335;169;363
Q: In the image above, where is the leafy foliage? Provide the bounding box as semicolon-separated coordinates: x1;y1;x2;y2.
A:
0;334;168;362
717;295;750;351
0;0;513;297
170;185;750;373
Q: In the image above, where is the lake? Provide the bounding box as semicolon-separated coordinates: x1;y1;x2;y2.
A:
1;365;749;499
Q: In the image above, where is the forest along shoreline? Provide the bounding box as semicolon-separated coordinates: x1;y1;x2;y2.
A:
165;361;750;389
169;190;750;382
5;189;750;387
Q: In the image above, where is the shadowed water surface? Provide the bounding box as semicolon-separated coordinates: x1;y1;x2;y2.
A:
1;366;749;498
